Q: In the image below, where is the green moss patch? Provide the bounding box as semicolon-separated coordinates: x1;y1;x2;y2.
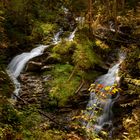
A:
0;67;14;97
72;42;102;70
46;64;81;107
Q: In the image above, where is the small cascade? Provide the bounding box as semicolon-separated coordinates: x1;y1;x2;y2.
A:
52;29;63;44
7;45;49;98
7;29;77;98
7;45;49;78
67;28;77;41
6;70;21;99
85;54;125;134
7;31;62;98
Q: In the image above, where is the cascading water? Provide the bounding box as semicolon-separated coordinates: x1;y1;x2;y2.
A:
84;54;125;135
7;28;77;99
67;28;77;41
6;31;62;98
53;28;63;45
7;45;49;78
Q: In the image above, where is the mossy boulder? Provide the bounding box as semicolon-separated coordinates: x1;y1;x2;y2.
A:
0;67;14;98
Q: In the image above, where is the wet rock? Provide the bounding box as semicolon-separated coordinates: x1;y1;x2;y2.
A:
43;55;61;64
0;69;14;97
41;65;54;71
17;73;49;107
25;61;42;72
94;64;108;73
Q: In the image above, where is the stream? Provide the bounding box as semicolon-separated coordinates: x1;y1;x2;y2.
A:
84;54;125;136
7;29;76;99
7;25;125;137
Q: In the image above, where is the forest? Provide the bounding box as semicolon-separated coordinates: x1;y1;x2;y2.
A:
0;0;140;140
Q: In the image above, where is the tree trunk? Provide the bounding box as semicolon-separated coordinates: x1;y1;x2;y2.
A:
113;0;118;33
88;0;93;29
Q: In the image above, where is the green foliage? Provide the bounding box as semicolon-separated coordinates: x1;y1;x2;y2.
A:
64;0;88;15
49;53;62;62
52;40;76;55
0;69;14;97
95;39;109;50
3;0;62;45
21;107;41;130
46;64;81;107
72;43;102;70
0;96;42;139
31;22;56;41
50;40;77;63
71;108;103;140
45;11;60;22
0;101;22;129
32;129;66;140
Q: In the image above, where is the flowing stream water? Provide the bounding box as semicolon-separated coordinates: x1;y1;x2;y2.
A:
6;24;125;137
84;54;125;135
7;29;77;99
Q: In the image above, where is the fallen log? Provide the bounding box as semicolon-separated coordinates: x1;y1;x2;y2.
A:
93;27;140;45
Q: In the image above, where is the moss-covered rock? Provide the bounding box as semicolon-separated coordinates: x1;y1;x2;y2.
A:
0;67;14;97
44;64;81;107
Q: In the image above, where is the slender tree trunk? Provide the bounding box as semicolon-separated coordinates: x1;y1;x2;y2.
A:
113;0;118;33
122;0;125;11
88;0;93;30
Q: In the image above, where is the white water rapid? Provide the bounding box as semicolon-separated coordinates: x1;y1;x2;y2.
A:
7;28;77;99
85;55;125;135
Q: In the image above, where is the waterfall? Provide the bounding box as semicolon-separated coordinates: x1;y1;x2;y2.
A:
7;45;49;78
7;31;62;98
52;28;63;45
7;28;77;98
67;28;77;41
85;54;125;134
6;44;51;99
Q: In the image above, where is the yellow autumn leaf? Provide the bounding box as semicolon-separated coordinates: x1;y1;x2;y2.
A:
112;88;118;93
113;83;117;86
104;86;111;91
93;104;97;107
90;83;95;87
87;107;93;110
88;88;90;91
82;126;86;129
90;89;95;92
95;39;102;46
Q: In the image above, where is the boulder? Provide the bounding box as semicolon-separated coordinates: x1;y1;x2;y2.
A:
25;61;42;72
